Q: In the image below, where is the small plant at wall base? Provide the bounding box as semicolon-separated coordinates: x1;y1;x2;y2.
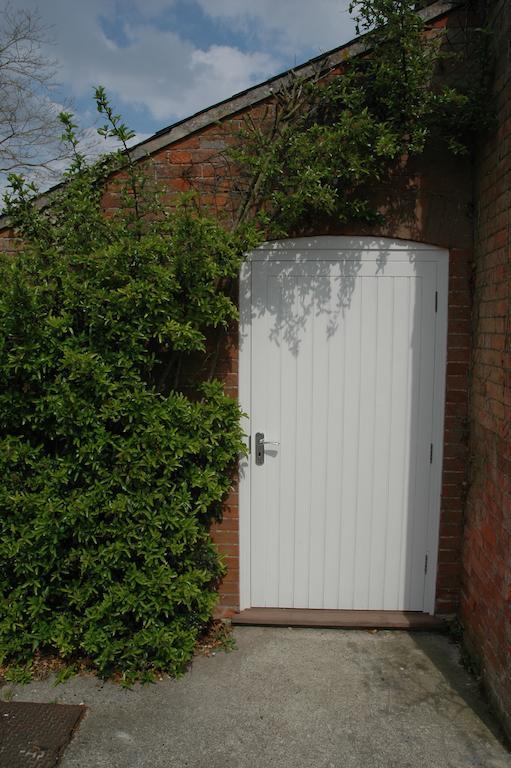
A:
0;93;260;682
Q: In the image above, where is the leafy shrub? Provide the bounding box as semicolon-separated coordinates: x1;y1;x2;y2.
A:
232;0;491;233
0;102;259;678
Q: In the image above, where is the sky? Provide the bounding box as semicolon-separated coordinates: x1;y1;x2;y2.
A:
8;0;357;151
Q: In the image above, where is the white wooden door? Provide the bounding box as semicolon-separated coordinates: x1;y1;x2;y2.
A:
239;238;448;613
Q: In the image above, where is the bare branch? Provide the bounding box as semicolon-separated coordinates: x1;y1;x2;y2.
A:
0;2;70;180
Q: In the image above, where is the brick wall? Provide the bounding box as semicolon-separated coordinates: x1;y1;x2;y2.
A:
0;9;474;621
438;247;472;615
461;0;511;738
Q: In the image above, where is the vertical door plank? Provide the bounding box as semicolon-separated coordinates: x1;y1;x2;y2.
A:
353;276;378;608
368;277;394;609
338;278;362;608
292;275;314;607
383;277;412;609
250;265;271;606
407;267;437;608
308;278;331;608
278;273;299;606
262;275;283;606
398;277;421;609
323;276;346;608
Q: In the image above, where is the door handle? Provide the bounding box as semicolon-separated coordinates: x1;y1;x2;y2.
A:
254;432;280;465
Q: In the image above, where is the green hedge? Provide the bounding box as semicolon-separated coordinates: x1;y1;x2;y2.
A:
0;158;255;677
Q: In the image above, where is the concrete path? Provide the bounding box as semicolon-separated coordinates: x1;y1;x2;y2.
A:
2;628;510;768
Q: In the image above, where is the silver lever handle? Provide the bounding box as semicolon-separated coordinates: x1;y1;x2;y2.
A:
255;432;279;465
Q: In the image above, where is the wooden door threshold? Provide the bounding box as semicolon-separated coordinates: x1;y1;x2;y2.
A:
232;608;446;631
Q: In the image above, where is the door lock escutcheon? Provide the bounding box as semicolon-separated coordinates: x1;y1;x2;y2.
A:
254;432;280;465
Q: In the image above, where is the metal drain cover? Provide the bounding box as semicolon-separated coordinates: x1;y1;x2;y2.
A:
0;701;85;768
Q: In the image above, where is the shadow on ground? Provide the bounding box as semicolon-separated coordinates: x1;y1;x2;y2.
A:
410;632;508;747
1;628;509;768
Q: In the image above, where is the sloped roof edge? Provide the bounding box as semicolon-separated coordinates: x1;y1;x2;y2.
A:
129;0;462;161
0;0;463;228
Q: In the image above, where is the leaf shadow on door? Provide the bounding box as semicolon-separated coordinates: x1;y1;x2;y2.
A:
241;244;373;357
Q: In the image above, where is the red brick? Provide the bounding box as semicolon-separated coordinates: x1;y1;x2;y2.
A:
461;0;511;735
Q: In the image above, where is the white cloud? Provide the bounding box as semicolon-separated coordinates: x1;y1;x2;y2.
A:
10;0;281;123
7;0;355;134
195;0;355;56
90;25;279;121
191;45;279;99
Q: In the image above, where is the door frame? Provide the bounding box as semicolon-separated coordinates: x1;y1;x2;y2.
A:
238;236;449;614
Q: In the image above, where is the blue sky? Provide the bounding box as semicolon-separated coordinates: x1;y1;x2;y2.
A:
10;0;357;149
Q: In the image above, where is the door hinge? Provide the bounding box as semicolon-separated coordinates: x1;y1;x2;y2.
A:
435;291;438;313
248;435;251;454
424;553;429;574
430;443;433;464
